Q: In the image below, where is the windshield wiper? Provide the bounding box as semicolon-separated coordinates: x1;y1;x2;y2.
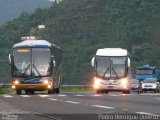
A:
102;67;119;79
103;67;110;78
112;67;119;79
32;64;41;76
22;64;31;77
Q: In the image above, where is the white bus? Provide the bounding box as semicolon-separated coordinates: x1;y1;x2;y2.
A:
91;48;131;94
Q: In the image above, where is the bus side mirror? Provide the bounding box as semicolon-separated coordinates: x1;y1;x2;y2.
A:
53;60;56;67
9;54;12;65
128;58;130;67
51;56;56;67
91;57;95;67
140;81;143;84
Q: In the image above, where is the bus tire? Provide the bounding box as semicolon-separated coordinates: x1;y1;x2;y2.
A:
25;90;30;94
127;90;130;94
96;90;100;94
16;90;21;95
48;89;53;94
55;88;60;94
30;90;34;94
122;90;130;94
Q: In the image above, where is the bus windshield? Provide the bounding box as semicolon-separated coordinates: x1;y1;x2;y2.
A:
13;48;50;77
32;48;50;76
96;56;127;79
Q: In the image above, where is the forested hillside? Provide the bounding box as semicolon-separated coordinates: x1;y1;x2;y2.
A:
0;0;160;84
0;0;51;24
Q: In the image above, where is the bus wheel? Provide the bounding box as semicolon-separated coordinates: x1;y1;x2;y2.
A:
48;89;53;94
25;90;30;94
96;90;102;94
55;88;60;94
105;90;108;94
30;90;35;94
127;90;130;94
122;90;130;94
16;90;21;95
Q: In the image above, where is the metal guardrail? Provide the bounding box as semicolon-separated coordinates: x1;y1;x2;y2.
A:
0;83;93;89
1;84;11;88
62;85;93;89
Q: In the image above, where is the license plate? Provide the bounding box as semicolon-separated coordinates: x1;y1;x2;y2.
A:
108;86;113;88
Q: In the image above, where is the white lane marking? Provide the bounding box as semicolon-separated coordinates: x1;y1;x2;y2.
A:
91;105;115;109
121;94;135;96
75;95;84;96
65;101;80;104
108;94;121;96
135;112;160;116
38;95;49;98
140;94;149;96
92;94;103;97
123;109;128;111
155;97;160;101
140;93;160;96
3;95;13;98
58;94;67;96
48;98;63;101
20;95;30;97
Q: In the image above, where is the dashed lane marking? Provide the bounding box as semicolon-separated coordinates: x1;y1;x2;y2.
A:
92;94;103;97
108;94;121;96
140;93;160;96
20;95;31;97
75;95;84;96
91;105;115;109
65;101;81;104
57;94;67;97
38;95;49;98
3;95;13;98
48;98;63;101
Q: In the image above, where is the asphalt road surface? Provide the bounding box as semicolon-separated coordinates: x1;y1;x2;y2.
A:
0;92;160;120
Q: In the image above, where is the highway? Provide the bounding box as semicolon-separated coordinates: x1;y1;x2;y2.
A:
0;92;160;120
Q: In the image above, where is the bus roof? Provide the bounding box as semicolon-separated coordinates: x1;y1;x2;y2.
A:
96;48;128;56
13;40;52;48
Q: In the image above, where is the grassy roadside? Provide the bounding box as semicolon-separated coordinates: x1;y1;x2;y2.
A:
0;88;14;94
0;87;94;94
60;88;95;92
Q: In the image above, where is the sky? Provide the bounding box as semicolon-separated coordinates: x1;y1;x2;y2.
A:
0;0;52;24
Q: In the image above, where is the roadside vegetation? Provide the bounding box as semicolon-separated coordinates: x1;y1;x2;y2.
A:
1;0;160;84
0;88;94;94
0;88;14;94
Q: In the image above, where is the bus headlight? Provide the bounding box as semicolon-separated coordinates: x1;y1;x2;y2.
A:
120;78;128;89
94;77;101;89
44;80;49;84
121;80;127;86
47;85;52;89
14;80;19;85
120;78;128;88
12;85;15;89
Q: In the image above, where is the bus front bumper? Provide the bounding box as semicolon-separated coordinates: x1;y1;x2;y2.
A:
94;82;130;91
12;84;53;91
95;85;130;91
